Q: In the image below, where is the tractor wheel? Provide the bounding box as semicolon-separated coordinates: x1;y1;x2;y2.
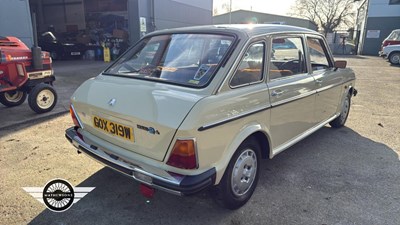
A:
0;91;27;107
28;84;57;114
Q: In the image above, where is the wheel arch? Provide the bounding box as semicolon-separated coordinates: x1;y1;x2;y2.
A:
214;123;272;184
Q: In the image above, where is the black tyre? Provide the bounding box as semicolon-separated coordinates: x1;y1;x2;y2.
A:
28;84;57;114
330;93;351;128
0;91;27;107
388;52;400;65
214;138;261;209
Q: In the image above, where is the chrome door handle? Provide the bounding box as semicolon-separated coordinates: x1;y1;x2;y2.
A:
271;90;284;96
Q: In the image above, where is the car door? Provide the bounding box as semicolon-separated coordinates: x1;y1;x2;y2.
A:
267;35;317;151
306;36;343;123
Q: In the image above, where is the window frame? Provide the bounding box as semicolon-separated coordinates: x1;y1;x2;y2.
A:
102;32;238;89
305;35;335;73
229;40;267;89
267;34;308;82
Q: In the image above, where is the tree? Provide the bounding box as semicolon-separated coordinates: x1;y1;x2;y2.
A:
290;0;356;36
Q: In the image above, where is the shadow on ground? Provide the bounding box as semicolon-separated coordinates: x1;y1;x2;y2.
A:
28;127;400;225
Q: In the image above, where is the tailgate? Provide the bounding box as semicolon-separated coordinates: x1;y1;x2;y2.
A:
71;76;203;161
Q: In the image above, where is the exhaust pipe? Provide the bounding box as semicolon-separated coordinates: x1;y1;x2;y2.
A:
31;12;43;70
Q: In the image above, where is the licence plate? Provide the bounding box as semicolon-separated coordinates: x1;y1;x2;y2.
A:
93;116;134;142
71;52;81;55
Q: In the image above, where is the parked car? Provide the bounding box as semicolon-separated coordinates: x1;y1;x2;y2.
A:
65;25;357;209
379;29;400;56
380;44;400;65
38;31;86;60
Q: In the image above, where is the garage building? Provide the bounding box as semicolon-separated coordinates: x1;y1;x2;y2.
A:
1;0;212;49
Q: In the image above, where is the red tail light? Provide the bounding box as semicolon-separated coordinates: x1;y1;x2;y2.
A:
69;104;80;128
382;40;390;47
166;139;198;169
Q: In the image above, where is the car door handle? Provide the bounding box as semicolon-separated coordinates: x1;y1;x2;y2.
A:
271;90;284;96
315;79;323;85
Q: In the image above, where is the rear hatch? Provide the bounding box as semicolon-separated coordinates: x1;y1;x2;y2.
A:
72;75;204;161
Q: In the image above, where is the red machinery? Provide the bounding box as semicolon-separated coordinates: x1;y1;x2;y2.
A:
0;36;57;113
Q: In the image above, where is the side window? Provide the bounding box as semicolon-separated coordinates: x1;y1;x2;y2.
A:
269;37;307;80
230;42;265;87
307;37;332;72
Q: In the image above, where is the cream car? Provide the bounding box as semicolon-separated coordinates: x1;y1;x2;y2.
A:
66;25;357;209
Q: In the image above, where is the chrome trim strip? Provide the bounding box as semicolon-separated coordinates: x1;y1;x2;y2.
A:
315;84;336;93
198;106;270;131
272;113;339;157
70;104;84;129
315;78;356;93
70;133;181;187
271;91;315;107
76;144;182;196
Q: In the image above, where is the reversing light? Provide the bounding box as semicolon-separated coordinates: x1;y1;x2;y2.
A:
166;139;198;169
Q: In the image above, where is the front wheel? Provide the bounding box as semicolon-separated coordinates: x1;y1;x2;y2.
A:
28;84;57;114
0;91;27;107
214;138;261;209
330;93;351;128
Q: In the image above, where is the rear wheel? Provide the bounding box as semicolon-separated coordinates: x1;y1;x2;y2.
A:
330;93;351;128
0;91;27;107
388;52;400;65
214;138;261;209
28;84;57;114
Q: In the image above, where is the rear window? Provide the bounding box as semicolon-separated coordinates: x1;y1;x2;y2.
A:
105;33;234;87
387;30;400;40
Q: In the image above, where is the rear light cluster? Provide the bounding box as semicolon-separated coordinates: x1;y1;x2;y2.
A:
69;104;81;128
166;139;198;169
382;40;390;48
70;104;84;140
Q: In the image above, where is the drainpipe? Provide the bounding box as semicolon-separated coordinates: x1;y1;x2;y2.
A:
31;12;43;70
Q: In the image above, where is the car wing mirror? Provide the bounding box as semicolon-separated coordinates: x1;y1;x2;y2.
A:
334;60;347;71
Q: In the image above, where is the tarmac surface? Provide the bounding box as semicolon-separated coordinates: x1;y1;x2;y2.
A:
0;56;399;225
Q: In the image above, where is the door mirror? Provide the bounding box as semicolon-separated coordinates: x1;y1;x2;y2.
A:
334;60;347;69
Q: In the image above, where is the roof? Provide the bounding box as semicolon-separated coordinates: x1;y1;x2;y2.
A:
215;9;317;25
147;24;319;38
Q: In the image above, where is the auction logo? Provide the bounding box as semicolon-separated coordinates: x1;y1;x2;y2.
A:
23;179;95;212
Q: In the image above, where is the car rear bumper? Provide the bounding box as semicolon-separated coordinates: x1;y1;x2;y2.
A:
65;127;216;196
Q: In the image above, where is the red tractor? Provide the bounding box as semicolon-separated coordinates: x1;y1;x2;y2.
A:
0;36;57;113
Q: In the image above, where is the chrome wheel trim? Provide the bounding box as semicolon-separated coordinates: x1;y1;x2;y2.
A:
5;91;24;103
390;54;400;64
340;96;350;122
231;149;257;197
36;89;55;109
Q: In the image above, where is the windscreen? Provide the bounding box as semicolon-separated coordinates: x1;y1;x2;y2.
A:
105;33;234;87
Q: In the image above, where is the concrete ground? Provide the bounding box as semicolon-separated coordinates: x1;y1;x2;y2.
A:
0;60;110;129
0;56;399;225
